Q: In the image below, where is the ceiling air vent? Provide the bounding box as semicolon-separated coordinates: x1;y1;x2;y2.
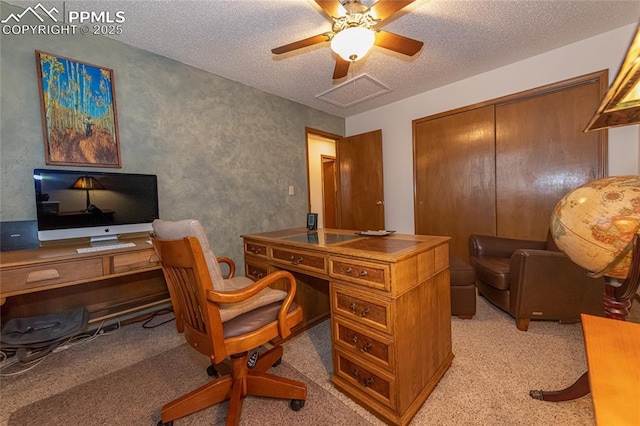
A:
316;74;390;108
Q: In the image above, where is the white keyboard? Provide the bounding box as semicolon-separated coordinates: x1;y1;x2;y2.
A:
76;242;136;253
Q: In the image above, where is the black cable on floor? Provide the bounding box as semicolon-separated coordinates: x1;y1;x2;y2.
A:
141;308;175;329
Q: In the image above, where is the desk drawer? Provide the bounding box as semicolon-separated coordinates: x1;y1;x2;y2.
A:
330;257;389;291
270;247;326;274
333;316;394;372
112;250;159;273
244;242;268;259
334;348;395;409
331;282;391;334
245;259;270;280
1;258;103;294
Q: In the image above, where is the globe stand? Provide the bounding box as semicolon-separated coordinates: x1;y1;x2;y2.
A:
530;233;640;402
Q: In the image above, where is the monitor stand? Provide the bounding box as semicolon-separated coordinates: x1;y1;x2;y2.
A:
89;235;120;245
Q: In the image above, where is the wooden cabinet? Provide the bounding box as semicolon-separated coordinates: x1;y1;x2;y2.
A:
330;247;451;426
242;228;451;426
0;237;169;323
413;71;608;261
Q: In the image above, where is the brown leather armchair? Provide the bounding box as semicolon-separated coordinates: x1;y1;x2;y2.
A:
469;233;606;331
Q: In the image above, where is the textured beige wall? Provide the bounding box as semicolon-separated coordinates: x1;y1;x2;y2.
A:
0;2;344;267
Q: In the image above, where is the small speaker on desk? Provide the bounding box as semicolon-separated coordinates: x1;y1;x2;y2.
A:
1;220;39;251
307;213;318;230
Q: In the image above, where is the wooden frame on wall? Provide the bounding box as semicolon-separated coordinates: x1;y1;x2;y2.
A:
35;50;122;168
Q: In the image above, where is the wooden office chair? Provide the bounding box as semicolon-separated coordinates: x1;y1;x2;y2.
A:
151;219;306;426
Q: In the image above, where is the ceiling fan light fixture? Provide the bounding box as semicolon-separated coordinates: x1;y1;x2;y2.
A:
331;26;375;62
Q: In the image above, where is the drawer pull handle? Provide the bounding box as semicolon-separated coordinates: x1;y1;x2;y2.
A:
351;336;371;352
289;255;304;265
254;271;265;279
352;370;374;387
26;269;60;283
250;247;262;254
359;270;368;277
348;303;370;317
346;267;353;275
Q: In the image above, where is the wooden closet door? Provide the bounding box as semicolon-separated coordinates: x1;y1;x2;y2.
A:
495;80;605;240
414;106;496;261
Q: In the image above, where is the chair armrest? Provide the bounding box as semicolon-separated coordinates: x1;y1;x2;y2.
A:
508;249;603;318
469;234;547;258
206;270;298;339
510;249;570;277
216;257;235;279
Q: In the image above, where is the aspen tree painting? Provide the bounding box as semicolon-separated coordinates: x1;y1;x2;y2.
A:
35;51;121;167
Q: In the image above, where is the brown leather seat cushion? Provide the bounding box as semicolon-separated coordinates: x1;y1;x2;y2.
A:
470;256;510;291
449;255;475;286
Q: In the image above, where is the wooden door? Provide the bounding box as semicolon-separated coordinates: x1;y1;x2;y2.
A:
336;130;385;231
495;80;605;240
322;156;338;228
414;106;496;261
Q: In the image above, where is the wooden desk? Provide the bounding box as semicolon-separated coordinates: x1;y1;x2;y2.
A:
0;236;169;324
242;228;452;426
582;314;640;425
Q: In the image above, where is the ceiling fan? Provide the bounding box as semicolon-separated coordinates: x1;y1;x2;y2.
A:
271;0;424;79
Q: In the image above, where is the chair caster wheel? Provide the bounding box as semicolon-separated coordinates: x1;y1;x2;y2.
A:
206;365;219;377
157;421;173;426
272;358;282;367
290;399;305;411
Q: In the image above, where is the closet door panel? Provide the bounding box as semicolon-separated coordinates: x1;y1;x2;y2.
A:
414;106;496;261
495;81;604;240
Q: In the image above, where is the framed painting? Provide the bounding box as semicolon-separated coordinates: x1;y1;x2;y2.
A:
35;50;122;167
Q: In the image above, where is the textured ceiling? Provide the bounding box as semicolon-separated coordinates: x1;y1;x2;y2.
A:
6;0;640;118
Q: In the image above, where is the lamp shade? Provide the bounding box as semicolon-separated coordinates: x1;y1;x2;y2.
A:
331;27;375;62
70;176;105;211
70;176;105;190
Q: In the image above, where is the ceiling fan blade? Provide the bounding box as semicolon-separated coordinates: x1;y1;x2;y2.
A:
333;56;350;79
369;0;415;21
374;30;423;56
315;0;344;19
271;34;331;54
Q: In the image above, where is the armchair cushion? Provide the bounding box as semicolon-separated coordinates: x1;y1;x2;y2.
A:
220;276;287;323
471;256;511;291
223;301;298;339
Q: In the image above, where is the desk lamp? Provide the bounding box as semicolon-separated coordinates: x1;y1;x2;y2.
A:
70;176;105;213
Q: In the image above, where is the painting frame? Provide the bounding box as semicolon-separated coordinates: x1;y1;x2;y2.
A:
35;50;122;168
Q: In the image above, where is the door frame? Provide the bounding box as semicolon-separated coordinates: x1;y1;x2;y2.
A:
305;127;342;227
320;155;338;229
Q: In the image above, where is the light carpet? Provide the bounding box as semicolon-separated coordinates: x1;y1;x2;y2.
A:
1;295;638;425
7;343;370;426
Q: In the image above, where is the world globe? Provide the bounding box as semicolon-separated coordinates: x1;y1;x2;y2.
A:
550;175;640;280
